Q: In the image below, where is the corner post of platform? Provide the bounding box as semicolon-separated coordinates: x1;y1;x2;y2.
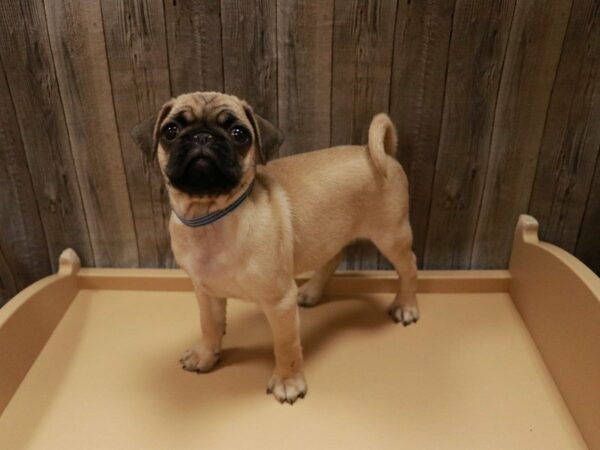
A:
58;248;81;276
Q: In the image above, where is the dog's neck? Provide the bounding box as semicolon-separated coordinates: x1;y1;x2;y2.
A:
168;177;254;227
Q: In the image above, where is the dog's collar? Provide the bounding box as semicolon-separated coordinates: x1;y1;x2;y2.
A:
172;180;255;228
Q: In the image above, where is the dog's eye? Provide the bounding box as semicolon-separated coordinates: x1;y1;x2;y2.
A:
230;126;249;144
162;123;179;141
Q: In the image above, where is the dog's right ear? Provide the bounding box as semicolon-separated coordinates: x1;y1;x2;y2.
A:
131;100;173;159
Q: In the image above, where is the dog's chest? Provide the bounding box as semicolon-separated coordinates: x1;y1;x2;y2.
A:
176;236;231;275
171;225;250;297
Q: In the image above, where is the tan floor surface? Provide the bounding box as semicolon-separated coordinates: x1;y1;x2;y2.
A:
0;289;586;449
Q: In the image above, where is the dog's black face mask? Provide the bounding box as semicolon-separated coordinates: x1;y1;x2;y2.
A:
130;93;285;198
160;113;252;196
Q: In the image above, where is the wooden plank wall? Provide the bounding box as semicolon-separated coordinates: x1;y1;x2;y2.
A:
0;0;599;305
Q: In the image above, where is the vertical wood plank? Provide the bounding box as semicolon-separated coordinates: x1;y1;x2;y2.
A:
331;0;398;270
221;0;278;123
331;0;398;147
163;0;223;95
277;0;334;156
471;0;573;269
389;0;455;268
45;0;139;267
424;0;516;269
0;61;51;299
0;247;17;306
528;0;600;253
101;0;174;267
576;154;600;274
0;0;94;270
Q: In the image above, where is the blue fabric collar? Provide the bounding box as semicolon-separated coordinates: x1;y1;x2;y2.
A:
172;180;254;228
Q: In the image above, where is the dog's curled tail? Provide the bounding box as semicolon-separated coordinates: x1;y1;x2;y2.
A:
367;113;397;178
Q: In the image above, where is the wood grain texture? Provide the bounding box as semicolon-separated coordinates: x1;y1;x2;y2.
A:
0;0;94;270
101;0;174;268
221;0;278;123
45;0;139;267
331;0;397;147
2;0;600;296
424;0;516;269
576;152;600;274
471;0;573;269
163;0;223;94
277;0;334;156
0;248;17;306
389;0;455;269
331;0;398;270
0;60;51;304
529;0;600;253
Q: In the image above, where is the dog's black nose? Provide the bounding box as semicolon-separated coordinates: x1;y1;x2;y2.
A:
193;132;214;146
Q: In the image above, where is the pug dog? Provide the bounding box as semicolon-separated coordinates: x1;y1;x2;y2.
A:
132;92;418;404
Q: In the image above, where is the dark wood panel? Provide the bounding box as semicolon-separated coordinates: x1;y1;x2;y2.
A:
1;0;599;292
101;0;174;267
0;60;51;301
389;0;455;269
45;0;139;267
277;0;334;157
331;0;397;147
331;0;398;270
0;0;94;270
0;247;17;306
529;0;600;253
576;153;600;274
163;0;223;94
471;0;572;269
221;0;278;123
424;0;516;269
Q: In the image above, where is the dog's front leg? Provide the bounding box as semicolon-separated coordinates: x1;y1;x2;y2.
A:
263;284;307;404
180;286;226;373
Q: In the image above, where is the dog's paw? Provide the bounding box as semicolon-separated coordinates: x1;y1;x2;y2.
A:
179;345;220;373
297;284;322;307
388;304;420;326
267;372;307;404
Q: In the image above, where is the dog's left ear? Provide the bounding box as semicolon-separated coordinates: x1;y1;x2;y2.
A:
131;100;174;160
243;103;284;164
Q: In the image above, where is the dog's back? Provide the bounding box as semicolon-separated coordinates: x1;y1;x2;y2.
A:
261;114;409;273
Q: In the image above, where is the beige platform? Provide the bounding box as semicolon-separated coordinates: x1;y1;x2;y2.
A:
0;215;599;450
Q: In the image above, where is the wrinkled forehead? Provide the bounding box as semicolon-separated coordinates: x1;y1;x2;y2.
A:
164;92;250;128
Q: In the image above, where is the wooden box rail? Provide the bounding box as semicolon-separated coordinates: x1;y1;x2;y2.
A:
0;215;598;449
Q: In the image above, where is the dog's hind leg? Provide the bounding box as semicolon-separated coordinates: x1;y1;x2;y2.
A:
371;220;419;326
297;251;343;307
